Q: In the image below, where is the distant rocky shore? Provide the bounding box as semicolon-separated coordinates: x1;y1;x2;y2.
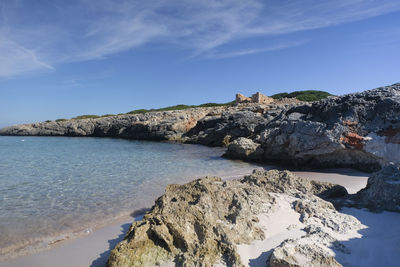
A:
2;83;400;172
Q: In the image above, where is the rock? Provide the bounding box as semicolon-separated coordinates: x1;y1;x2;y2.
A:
355;164;400;212
184;110;269;146
267;230;342;267
267;193;363;267
2;83;400;172
0;107;223;141
223;137;264;160
107;170;355;267
230;83;400;171
242;169;348;200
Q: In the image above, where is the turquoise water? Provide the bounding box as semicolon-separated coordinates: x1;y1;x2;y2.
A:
0;136;261;258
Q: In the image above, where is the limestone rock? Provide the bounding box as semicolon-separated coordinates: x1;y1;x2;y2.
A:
107;170;353;267
267;194;363;267
2;83;400;172
226;83;400;171
356;164;400;212
0;107;223;141
223;137;264;160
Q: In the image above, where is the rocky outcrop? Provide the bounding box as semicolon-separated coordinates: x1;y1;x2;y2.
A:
223;137;264;160
0;108;223;141
107;170;361;267
355;164;400;212
225;83;400;171
1;83;399;172
183;110;271;146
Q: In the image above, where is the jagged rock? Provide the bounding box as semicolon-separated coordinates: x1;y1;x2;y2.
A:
266;194;363;267
267;230;342;267
107;170;354;267
223;137;264;160
184;111;269;146
2;83;400;172
355;164;400;212
0;108;222;141
225;83;400;171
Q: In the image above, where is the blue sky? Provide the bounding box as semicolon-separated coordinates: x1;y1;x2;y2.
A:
0;0;400;127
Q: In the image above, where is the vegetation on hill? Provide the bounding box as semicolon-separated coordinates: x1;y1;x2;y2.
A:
271;90;333;102
44;91;331;123
72;115;101;120
47;102;235;122
126;101;234;115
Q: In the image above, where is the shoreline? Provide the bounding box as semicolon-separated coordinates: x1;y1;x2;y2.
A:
0;167;369;267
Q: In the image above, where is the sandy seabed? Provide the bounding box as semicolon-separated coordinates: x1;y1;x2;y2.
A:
2;168;399;267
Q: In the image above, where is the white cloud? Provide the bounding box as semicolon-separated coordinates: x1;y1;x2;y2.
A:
0;37;54;78
208;40;309;59
0;0;400;78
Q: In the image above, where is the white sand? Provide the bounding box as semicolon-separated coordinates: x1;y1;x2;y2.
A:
0;168;375;267
0;217;134;267
237;194;305;266
335;208;400;267
292;168;368;194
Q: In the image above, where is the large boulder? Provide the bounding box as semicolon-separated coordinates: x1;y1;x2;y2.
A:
107;170;357;267
356;164;400;212
184;110;269;146
223;137;264;160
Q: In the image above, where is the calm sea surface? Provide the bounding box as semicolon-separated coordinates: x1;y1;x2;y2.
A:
0;136;262;259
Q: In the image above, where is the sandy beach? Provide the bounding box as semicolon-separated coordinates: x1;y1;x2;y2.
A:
0;168;379;267
0;217;135;267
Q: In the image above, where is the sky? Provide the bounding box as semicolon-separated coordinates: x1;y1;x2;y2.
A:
0;0;399;127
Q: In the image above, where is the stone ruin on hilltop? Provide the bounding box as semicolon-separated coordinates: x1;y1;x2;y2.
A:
235;92;274;104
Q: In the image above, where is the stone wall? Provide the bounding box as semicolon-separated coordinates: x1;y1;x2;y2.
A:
236;92;274;104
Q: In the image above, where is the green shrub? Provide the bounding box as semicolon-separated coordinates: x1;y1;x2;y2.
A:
271;90;332;102
55;119;67;122
72;115;100;120
44;120;52;123
101;114;115;117
126;101;234;115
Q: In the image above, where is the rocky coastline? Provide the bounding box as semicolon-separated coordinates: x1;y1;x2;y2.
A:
2;83;400;266
1;83;399;172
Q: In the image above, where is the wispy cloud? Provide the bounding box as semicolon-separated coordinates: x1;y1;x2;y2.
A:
1;0;400;78
0;37;54;78
207;40;309;59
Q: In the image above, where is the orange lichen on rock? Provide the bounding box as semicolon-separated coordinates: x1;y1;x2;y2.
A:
340;132;365;149
343;120;358;127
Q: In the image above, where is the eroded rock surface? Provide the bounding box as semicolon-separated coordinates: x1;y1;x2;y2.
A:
2;83;399;172
0;108;218;141
355;164;400;212
107;170;362;267
225;83;400;171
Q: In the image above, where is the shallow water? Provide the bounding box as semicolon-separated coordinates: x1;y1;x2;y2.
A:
0;136;262;259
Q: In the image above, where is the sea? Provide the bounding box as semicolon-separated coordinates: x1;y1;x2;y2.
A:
0;136;263;259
